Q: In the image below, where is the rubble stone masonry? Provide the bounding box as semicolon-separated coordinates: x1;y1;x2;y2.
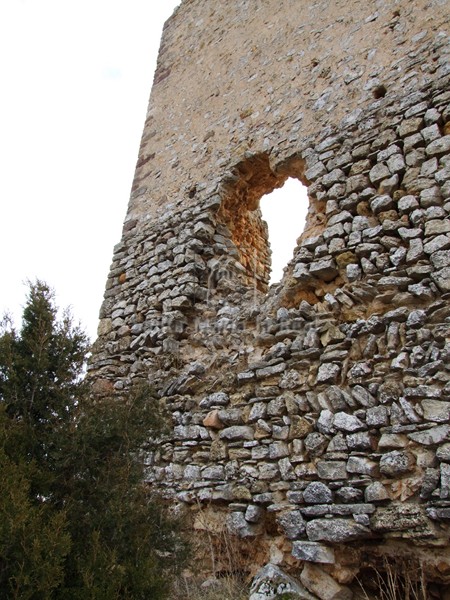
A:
90;0;450;594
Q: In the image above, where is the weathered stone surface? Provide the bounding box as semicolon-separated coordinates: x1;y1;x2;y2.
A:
317;461;348;481
379;451;415;477
317;363;341;384
303;482;333;504
219;426;254;441
420;468;440;500
346;432;374;451
370;504;433;534
334;412;366;433
408;425;450;446
300;564;352;600
378;433;408;449
200;392;229;409
441;463;450;500
426;135;450;156
250;564;317;600
277;510;306;540
292;541;335;564
432;267;450;292
422;400;450;423
346;457;378;476
306;518;371;543
437;443;450;462
365;482;390;503
366;406;389;427
203;409;223;429
227;511;262;538
335;487;363;504
256;363;286;379
174;425;209;440
245;504;263;523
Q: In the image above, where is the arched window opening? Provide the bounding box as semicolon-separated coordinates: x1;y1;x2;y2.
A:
217;153;308;294
260;177;308;284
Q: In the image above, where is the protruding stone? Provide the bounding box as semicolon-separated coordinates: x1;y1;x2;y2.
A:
200;391;229;408
300;563;353;600
334;412;366;433
365;481;390;503
245;504;264;523
250;564;316;600
276;510;306;539
347;456;379;476
305;432;329;457
408;425;450;445
219;426;254;441
292;541;335;564
421;400;450;423
227;511;262;537
303;482;333;504
203;409;224;429
317;363;341;384
317;461;348;481
336;487;363;504
306;518;371;543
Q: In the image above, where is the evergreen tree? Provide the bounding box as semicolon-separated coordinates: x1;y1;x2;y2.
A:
0;281;187;599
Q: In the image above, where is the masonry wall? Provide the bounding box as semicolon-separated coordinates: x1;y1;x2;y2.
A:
89;0;450;595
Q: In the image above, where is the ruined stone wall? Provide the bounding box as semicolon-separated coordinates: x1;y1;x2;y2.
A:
90;0;450;595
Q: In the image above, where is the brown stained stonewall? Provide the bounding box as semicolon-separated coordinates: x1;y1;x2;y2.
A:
90;0;450;593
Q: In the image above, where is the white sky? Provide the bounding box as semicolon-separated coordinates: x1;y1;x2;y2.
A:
261;178;308;285
0;0;307;342
0;0;180;339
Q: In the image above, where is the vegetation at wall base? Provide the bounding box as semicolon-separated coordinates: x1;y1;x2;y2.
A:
0;281;187;599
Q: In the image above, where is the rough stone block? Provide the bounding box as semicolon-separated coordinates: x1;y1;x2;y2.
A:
276;509;306;539
303;482;333;504
309;258;339;282
365;482;390;503
379;451;415;477
370;504;431;533
334;412;366;433
317;461;348;481
439;463;450;500
408;425;450;445
432;267;450;292
250;564;316;600
317;363;341;384
421;400;450;423
200;391;229;408
347;456;379;476
426;135;450;156
219;426;254;441
292;541;335;564
306;518;371;543
300;563;353;600
227;511;262;537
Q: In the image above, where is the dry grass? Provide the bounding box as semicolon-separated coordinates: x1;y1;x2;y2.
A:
171;504;257;600
356;557;428;600
171;573;249;600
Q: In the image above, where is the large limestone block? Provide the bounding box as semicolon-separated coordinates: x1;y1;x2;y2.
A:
300;563;353;600
250;563;318;600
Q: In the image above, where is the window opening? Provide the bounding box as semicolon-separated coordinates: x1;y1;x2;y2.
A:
217;153;309;293
260;177;308;284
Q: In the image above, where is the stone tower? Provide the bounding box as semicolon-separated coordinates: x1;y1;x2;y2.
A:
90;0;450;595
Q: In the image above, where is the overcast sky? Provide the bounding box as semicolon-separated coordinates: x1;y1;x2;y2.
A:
1;0;307;341
0;0;180;339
